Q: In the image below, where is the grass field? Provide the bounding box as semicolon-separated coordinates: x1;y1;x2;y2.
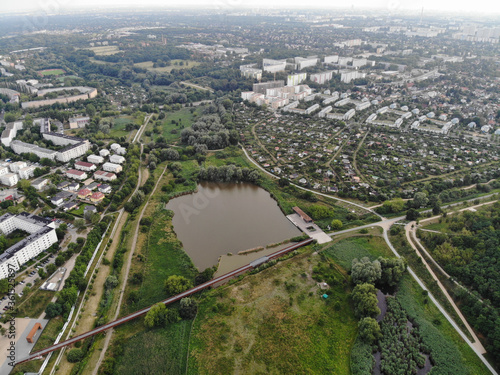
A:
147;107;199;144
322;236;394;270
87;46;120;55
110;116;134;139
188;248;357;374
37;68;65;76
126;208;197;311
113;320;193;375
15;290;55;318
134;60;200;73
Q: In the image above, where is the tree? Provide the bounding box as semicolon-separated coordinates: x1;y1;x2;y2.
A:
351;257;381;285
46;263;57;275
86;104;96;118
144;302;167;328
90;212;100;225
0;279;8;294
104;275;119;290
164;275;192;296
412;192;428;208
179;297;197;319
74;218;86;230
406;208;419;221
331;219;343;230
67;348;84;363
45;302;62;318
379;257;407;288
352;283;380;318
358;317;381;345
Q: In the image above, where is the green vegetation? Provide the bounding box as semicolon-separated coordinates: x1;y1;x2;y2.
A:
134;59;200;73
188;249;357;374
418;202;500;362
323;236;394;270
379;297;427;374
113;320;193;375
396;275;490;374
37;68;66;76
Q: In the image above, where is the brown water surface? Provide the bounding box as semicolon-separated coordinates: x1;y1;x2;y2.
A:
165;182;301;270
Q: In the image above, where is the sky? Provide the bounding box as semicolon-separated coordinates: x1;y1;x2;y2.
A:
2;0;500;15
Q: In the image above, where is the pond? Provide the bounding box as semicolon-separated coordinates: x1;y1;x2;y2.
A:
165;181;301;270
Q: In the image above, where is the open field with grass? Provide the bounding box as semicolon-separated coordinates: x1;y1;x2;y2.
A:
134;59;200;73
14;290;55;318
37;68;65;76
188;248;357;374
146;107;199;144
322;235;394;270
110;115;135;139
114;320;193;375
87;46;120;55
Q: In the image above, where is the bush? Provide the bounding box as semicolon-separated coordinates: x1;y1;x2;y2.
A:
67;348;84;363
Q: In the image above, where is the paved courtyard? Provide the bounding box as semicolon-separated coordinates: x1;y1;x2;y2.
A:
286;213;332;244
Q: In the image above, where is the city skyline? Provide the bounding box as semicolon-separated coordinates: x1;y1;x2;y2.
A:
1;0;500;16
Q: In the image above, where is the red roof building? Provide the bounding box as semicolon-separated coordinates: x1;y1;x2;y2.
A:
90;192;105;203
77;188;92;199
66;169;87;181
75;161;96;172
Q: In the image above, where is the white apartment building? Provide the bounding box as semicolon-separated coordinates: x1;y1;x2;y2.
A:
75;161;97;172
99;149;110;157
0;213;57;279
66;169;88;180
57;141;91;162
0;173;19;187
102;162;122;173
310;71;334;85
87;154;104;164
109;155;125;164
18;166;36;179
1;121;23;147
295;57;319;70
116;147;127;155
287;73;307;86
9;161;27;173
10;140;58;160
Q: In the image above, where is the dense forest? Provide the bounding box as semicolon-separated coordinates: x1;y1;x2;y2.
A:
418;203;500;363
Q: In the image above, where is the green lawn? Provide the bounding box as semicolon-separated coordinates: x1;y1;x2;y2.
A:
322;236;394;270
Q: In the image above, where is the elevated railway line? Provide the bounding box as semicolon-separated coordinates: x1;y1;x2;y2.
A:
15;238;313;365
